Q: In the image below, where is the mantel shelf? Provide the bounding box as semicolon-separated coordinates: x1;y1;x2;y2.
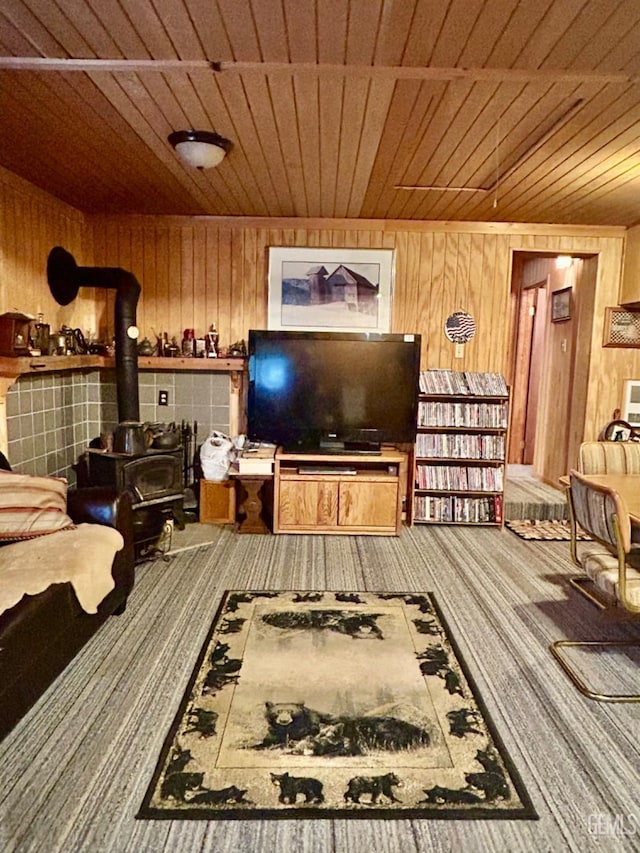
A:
0;354;247;380
137;356;246;372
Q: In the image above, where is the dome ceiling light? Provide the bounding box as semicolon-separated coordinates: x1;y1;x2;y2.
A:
168;130;232;170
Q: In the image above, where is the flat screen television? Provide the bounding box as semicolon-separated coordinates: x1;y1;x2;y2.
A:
247;329;421;453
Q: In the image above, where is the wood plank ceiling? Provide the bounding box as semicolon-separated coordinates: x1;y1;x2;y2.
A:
0;0;639;226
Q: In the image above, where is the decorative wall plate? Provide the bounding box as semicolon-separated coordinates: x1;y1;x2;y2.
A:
603;307;640;347
444;311;476;344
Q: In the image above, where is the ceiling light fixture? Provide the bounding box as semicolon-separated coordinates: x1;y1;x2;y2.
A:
168;130;232;170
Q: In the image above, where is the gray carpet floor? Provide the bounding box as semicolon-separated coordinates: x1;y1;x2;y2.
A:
1;523;639;852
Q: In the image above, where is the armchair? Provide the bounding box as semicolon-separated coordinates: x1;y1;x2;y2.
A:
550;469;640;702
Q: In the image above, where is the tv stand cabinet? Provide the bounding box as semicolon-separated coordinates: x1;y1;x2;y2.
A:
273;447;407;535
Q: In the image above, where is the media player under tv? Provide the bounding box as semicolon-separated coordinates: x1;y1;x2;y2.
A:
298;466;357;476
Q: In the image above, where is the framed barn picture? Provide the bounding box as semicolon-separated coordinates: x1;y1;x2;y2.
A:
267;247;394;333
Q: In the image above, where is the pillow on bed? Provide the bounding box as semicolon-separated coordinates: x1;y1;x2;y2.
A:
0;471;74;541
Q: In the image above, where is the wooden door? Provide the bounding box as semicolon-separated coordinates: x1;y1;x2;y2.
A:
508;285;538;463
523;286;547;464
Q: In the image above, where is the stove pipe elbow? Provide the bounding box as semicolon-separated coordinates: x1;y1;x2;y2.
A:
47;246;141;423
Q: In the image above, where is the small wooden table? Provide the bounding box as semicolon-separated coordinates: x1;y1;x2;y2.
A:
229;472;273;533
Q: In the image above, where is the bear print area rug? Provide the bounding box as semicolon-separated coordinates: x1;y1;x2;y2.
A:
137;590;537;821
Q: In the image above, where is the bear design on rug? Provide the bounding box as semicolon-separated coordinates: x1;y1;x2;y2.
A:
344;773;402;805
261;609;384;639
160;745;252;807
161;771;204;801
416;645;465;696
256;701;431;756
418;746;510;806
270;772;324;805
258;701;330;746
183;706;218;738
187;785;251;806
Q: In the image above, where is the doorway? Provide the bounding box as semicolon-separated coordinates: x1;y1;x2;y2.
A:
507;252;598;485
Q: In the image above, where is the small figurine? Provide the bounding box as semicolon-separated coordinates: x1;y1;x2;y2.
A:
228;339;247;357
206;323;219;358
182;328;195;357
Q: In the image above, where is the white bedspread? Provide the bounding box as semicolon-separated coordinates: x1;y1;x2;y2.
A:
0;524;124;617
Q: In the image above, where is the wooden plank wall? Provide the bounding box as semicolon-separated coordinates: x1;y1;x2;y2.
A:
88;218;518;374
0;166;106;334
1;165;636;483
87;216;633;481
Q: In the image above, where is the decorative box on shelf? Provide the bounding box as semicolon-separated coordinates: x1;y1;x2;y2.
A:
0;313;31;357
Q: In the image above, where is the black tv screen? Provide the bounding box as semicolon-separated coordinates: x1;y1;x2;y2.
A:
247;330;421;452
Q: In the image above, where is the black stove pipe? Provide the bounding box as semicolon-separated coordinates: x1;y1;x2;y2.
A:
47;246;141;423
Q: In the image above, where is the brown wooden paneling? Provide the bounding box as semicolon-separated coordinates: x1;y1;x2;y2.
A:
0;166;94;333
91;217;628;492
620;224;640;307
3;166;638;485
81;216;627;396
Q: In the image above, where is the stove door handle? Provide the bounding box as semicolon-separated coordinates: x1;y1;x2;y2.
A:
130;484;144;502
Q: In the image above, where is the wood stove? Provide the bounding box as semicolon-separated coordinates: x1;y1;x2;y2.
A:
85;448;183;502
47;246;186;559
80;447;185;559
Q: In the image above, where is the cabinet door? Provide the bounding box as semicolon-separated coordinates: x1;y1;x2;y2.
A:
339;480;398;529
278;479;339;528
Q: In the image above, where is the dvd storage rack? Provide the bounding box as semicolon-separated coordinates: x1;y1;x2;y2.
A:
412;370;509;527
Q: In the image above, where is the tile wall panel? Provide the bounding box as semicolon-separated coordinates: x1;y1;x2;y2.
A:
5;368;233;482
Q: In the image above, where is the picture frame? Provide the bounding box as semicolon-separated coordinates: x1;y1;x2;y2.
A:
621;379;640;427
550;286;571;322
267;247;394;332
602;307;640;348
